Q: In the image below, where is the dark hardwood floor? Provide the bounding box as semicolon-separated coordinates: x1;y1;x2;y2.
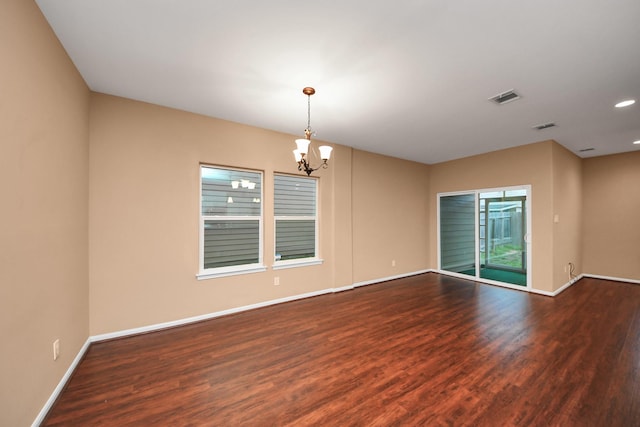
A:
43;274;640;426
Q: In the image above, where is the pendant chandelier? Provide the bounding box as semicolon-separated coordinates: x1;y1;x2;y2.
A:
293;87;332;176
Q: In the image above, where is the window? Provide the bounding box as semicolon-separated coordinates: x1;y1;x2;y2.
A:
274;174;320;268
198;166;265;279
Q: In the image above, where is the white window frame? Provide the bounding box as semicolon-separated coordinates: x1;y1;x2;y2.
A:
273;174;322;270
197;165;266;280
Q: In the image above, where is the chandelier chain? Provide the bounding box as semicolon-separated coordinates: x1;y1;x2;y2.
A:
306;94;312;132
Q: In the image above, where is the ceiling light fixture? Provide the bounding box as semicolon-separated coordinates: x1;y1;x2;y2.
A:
293;87;332;176
615;99;636;108
633;140;640;145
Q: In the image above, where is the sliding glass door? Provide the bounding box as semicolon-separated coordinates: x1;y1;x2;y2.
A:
438;186;530;289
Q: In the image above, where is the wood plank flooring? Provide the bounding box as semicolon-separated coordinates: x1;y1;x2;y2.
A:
43;274;640;426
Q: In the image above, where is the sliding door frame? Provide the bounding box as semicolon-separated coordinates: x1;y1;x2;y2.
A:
437;185;532;292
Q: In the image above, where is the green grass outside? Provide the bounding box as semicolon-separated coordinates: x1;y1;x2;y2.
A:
482;244;523;269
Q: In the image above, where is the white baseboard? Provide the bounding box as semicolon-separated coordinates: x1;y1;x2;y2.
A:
90;271;638;344
434;268;534;293
583;273;640;285
93;269;433;342
352;269;433;288
529;274;584;297
91;288;336;342
32;338;91;427
93;270;433;342
433;268;589;297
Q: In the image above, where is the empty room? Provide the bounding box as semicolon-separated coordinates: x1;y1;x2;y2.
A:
2;0;639;426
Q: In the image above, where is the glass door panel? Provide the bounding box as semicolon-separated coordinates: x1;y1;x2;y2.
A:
479;191;527;286
440;194;476;277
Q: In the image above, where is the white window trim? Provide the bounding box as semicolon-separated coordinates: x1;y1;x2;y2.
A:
273;257;323;270
197;264;267;280
198;165;265;279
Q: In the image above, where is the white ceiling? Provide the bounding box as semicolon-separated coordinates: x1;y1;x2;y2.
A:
36;0;640;164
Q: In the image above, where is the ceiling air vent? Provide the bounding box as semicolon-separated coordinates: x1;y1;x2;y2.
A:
579;148;595;152
489;89;521;105
532;122;556;130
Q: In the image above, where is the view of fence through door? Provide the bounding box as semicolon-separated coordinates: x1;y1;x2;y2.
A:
478;190;527;286
439;187;529;288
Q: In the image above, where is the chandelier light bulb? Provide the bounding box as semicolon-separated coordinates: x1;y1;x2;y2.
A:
319;145;333;161
295;138;311;155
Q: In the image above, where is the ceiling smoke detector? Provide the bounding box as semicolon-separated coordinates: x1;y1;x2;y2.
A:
489;89;521;105
532;122;556;130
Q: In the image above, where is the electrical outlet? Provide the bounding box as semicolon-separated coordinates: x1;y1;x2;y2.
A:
392;260;396;267
274;276;280;286
53;339;60;361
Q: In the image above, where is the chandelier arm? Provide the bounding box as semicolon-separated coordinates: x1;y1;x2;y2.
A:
298;158;316;176
298;157;329;176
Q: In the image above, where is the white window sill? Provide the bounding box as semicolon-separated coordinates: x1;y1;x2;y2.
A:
197;264;267;280
272;258;323;270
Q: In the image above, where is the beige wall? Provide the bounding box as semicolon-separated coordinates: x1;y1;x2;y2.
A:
551;143;583;287
352;150;430;283
89;94;432;335
0;1;90;426
88;94;348;334
582;151;640;280
428;141;556;292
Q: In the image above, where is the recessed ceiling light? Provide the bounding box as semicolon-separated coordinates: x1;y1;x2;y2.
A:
634;140;640;145
615;99;636;108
